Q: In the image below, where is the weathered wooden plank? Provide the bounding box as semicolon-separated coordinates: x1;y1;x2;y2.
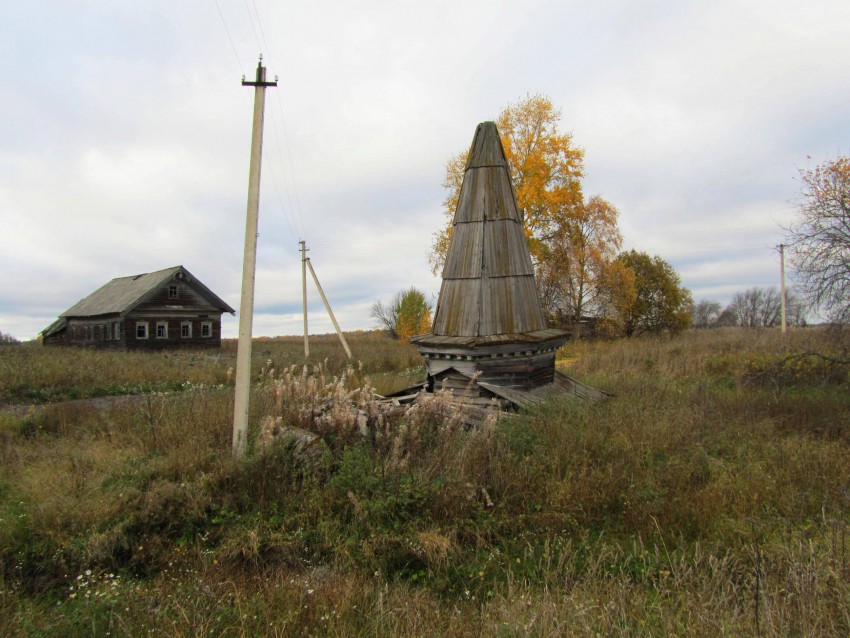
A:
454;168;522;224
478;371;611;408
432;279;481;336
428;360;478;378
465;121;507;169
443;222;483;279
412;334;567;358
482;276;547;335
483;219;535;277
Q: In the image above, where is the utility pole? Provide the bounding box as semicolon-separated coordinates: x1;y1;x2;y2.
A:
779;243;787;333
301;240;309;359
306;257;352;359
232;56;277;458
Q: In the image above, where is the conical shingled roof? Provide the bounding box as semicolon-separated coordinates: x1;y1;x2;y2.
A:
432;121;547;337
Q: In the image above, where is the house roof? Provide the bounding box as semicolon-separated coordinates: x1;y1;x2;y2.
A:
430;121;550;338
45;265;234;330
41;318;68;338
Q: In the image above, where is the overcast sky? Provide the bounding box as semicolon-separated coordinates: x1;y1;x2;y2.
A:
2;0;849;340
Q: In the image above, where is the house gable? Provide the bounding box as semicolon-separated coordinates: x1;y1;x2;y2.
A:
130;268;235;317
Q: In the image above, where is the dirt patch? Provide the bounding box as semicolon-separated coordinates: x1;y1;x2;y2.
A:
0;394;152;418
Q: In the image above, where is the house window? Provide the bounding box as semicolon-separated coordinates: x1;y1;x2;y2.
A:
201;322;212;338
113;322;121;340
136;322;149;339
156;321;168;339
181;321;192;338
168;284;179;299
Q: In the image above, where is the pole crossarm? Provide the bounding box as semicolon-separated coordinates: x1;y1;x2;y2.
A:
242;55;278;87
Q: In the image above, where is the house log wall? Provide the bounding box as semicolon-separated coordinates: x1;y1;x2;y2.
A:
53;316;222;350
62;317;124;349
42;332;67;347
126;282;224;349
123;315;222;351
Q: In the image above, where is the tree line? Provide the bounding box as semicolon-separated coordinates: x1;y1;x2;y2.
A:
692;287;807;329
0;330;21;346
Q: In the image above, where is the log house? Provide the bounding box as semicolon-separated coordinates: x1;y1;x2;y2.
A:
41;266;235;350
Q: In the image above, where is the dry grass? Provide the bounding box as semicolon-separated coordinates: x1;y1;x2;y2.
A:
0;331;422;404
1;327;848;636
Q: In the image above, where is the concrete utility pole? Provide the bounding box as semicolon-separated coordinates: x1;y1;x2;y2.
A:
232;56;277;458
301;240;309;359
779;243;787;333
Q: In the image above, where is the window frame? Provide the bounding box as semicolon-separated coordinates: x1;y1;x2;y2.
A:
156;321;168;339
181;321;192;338
136;322;149;340
201;321;212;338
168;284;179;300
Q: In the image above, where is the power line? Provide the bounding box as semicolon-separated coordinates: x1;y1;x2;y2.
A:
212;0;244;72
269;102;308;238
251;0;275;65
267;162;299;240
240;0;309;240
208;1;307;279
241;0;263;55
646;243;775;258
266;108;305;238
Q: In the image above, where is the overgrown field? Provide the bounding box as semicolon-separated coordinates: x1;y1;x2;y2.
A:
1;328;848;636
0;331;422;404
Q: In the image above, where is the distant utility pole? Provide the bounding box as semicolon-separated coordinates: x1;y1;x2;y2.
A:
232;56;277;458
301;240;309;359
779;243;787;333
300;240;352;360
